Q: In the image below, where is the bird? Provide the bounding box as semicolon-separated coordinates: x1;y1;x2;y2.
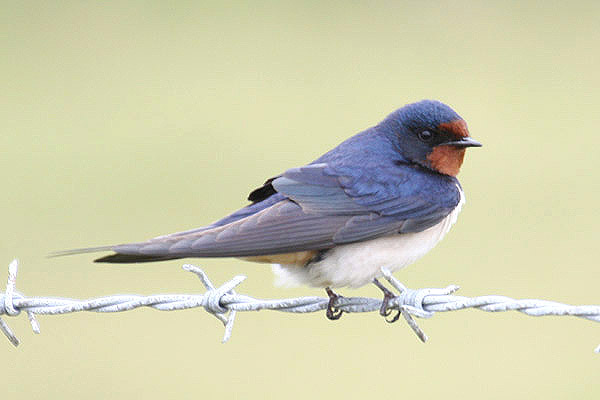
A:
57;99;481;321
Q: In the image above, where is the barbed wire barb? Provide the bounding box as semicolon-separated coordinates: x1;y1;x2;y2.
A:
182;264;243;343
0;259;599;352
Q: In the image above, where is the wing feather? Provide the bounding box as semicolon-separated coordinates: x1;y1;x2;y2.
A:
109;162;461;259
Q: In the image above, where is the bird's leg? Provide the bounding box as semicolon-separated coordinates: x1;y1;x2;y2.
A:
372;278;401;323
325;287;344;320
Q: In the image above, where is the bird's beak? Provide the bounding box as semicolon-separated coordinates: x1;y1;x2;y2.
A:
443;137;482;148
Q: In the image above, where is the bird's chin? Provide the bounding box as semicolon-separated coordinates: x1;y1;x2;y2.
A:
426;147;466;176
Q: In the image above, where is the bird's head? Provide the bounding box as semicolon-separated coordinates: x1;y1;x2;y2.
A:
383;100;481;176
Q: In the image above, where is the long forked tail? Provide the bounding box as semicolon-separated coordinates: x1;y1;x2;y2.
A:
49;246;183;264
94;253;183;263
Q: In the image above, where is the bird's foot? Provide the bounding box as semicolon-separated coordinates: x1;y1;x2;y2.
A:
373;278;401;323
325;287;344;320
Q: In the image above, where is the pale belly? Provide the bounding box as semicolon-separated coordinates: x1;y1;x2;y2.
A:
272;189;465;288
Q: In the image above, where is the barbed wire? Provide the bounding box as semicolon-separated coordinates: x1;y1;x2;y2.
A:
1;259;599;352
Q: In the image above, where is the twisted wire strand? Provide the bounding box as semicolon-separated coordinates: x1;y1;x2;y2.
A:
1;259;598;352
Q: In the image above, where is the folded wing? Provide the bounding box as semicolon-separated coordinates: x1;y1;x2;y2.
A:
101;163;460;261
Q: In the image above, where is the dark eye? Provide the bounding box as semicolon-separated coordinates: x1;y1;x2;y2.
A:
418;130;434;142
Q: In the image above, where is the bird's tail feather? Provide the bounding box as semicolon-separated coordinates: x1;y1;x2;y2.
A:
50;246;183;264
93;253;182;263
49;246;116;258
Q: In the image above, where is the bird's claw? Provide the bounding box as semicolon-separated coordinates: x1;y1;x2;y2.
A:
325;287;344;320
381;297;401;323
373;278;401;323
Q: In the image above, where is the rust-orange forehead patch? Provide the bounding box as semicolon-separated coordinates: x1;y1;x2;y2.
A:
439;119;469;138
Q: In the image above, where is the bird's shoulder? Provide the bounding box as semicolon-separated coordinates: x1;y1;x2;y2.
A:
327;161;461;210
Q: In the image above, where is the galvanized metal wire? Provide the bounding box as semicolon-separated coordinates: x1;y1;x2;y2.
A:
1;259;599;352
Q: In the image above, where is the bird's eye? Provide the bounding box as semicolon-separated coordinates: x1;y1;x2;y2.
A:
418;130;434;142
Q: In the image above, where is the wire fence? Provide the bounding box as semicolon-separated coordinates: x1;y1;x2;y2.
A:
1;259;599;352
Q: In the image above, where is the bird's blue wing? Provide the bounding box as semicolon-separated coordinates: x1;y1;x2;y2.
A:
273;163;460;232
112;162;461;258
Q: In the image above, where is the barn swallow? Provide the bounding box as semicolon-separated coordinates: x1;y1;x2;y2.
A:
59;100;481;321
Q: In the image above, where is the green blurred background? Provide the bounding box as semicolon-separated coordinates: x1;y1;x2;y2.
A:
2;1;599;398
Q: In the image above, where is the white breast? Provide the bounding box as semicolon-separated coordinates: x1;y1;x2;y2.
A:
272;187;465;288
